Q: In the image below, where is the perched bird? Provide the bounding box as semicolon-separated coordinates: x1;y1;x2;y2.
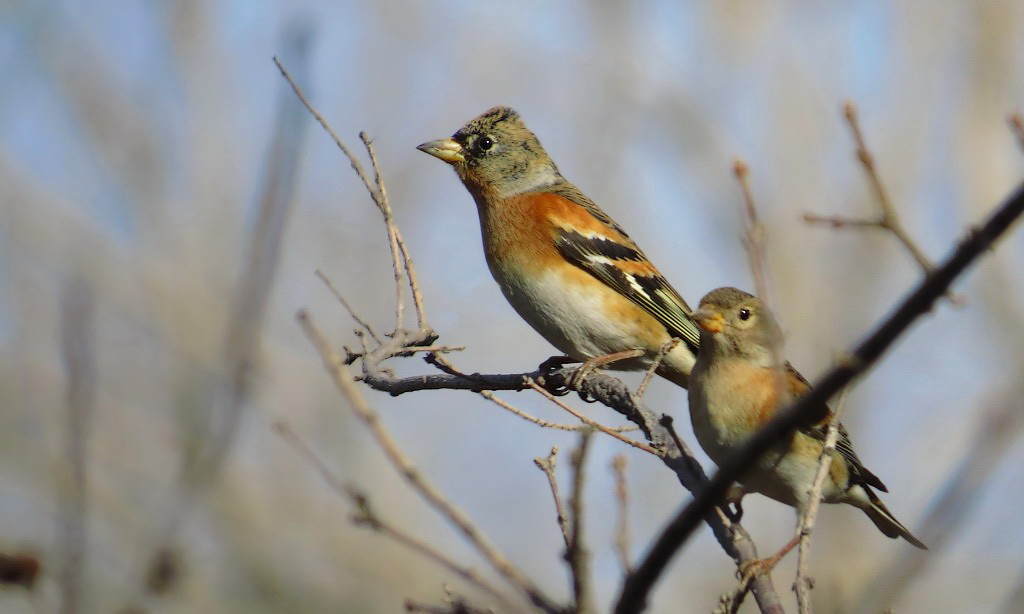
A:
417;107;700;387
689;286;926;566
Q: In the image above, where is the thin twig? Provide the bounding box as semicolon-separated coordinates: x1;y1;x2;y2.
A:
734;159;786;430
805;101;938;279
526;379;659;455
794;388;850;613
297;311;562;613
272;58;379;212
716;579;755;614
613;181;1024;614
396;233;430;330
733;159;772;306
315;269;382;343
274;422;512;608
481;392;589;431
636;339;677;400
358;132;408;331
533;448;571;550
611;455;632;575
568;431;595;614
276;57;426;337
480;390;638;432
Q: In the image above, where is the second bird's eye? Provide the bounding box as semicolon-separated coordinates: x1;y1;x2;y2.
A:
477;136;494;151
738;308;751;321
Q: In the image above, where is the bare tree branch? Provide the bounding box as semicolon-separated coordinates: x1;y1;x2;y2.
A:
274;57;433;337
613;181;1024;614
534;448;571;551
297;311;563;613
280;56;786;613
805;101;935;275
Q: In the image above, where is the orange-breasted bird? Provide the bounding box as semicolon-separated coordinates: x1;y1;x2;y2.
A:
689;286;926;566
418;107;700;387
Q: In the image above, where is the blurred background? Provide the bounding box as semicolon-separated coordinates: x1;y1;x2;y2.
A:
2;1;1024;612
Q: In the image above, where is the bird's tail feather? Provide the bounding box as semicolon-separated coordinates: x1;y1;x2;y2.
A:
862;488;927;549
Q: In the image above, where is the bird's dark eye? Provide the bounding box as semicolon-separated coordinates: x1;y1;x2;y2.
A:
477;136;494;152
738;308;751;321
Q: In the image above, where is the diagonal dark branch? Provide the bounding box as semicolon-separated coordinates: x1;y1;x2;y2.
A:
613;181;1024;614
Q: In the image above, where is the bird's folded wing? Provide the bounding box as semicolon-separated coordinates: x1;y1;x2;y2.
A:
787;365;888;492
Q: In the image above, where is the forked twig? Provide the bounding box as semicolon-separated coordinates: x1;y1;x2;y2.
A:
315;269;382;343
533;448;571;550
275;57;429;336
805;101;937;279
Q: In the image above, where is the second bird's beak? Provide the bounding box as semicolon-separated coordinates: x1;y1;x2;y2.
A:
416;138;465;164
692;307;725;334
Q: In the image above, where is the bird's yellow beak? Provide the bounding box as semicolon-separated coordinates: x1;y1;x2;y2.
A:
416;138;465;164
693;307;725;333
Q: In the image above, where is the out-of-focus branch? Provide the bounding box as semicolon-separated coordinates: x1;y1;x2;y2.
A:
733;158;786;437
534;448;571;550
794;389;849;613
856;385;1024;613
59;275;95;614
611;455;632;575
733;159;773;306
274;422;514;610
297;311;562;613
613;181;1024;614
405;585;496;614
0;551;41;591
1009;112;1024;152
568;431;595;614
805;101;935;276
